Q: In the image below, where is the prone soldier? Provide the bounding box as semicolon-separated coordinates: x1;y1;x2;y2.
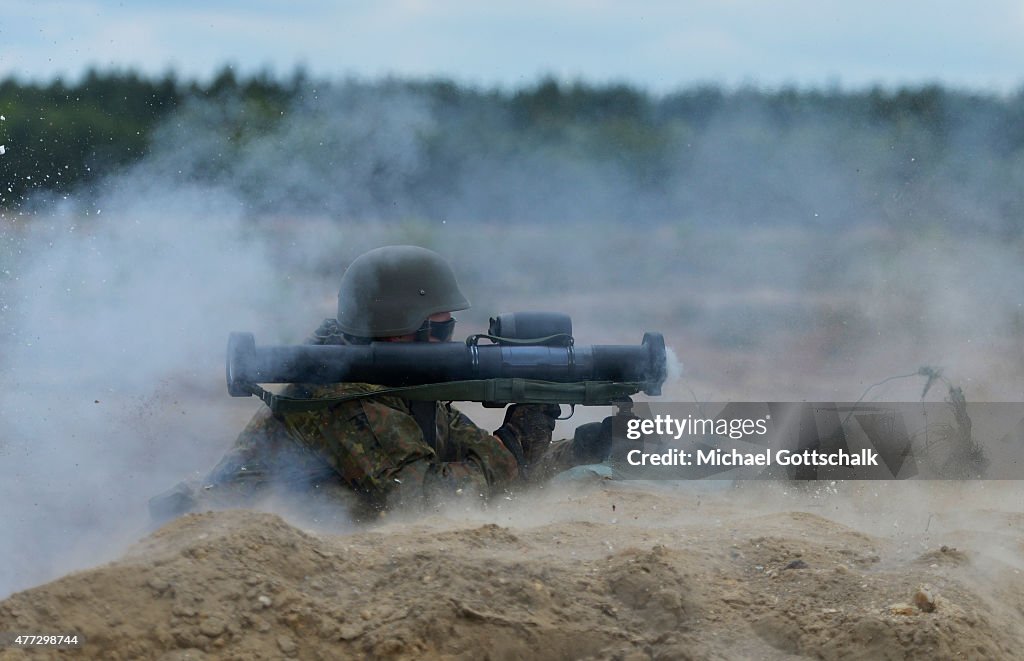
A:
150;245;616;523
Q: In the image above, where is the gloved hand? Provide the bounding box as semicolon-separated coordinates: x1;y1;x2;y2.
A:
571;417;615;464
573;412;658;465
494;403;560;469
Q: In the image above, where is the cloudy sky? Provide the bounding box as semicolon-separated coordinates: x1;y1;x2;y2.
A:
3;0;1023;92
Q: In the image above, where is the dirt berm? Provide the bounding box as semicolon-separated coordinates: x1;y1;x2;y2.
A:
2;481;1023;660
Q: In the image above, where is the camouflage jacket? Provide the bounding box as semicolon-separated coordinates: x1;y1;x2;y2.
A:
200;320;522;515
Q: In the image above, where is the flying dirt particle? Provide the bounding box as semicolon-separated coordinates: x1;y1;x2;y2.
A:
784;559;808;570
256;595;272;609
913;584;938;612
94;400;100;404
0;146;6;156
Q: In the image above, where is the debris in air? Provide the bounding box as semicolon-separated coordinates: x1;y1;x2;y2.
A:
0;146;5;155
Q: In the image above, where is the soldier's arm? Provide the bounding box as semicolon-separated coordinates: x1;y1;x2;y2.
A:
203;407;294;495
148;407;288;523
279;396;519;509
446;403;605;482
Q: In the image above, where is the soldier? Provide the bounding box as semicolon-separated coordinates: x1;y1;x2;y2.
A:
150;245;611;523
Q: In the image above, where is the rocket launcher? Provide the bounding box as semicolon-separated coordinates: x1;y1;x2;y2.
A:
226;312;667;413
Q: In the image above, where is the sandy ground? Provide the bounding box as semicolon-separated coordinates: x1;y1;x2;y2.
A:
3;478;1024;660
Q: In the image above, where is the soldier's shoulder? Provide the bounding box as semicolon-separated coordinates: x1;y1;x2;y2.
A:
280;383;411;420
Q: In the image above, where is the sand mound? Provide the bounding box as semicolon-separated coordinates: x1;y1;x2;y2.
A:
3;483;1024;660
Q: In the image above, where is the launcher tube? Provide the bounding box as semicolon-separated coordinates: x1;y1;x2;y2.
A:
227;332;666;397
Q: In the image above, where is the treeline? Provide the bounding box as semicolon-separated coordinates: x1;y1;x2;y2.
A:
2;67;1023;232
0;67;299;207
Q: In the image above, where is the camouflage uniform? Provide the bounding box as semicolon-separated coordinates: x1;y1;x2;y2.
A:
297;384;519;501
151;320;575;523
191;385;522;518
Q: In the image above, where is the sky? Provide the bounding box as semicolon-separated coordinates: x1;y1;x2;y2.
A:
2;0;1023;93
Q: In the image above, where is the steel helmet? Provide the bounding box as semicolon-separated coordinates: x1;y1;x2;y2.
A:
335;245;470;337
